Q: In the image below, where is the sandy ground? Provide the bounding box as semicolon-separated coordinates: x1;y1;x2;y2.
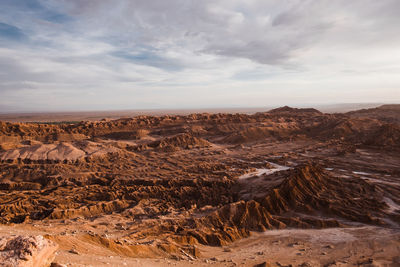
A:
1;225;399;266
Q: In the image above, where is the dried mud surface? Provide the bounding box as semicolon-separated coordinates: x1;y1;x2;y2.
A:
0;105;399;266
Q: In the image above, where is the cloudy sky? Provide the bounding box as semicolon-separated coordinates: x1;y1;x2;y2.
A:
0;0;399;112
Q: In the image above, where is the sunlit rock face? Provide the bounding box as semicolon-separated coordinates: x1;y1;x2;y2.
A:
0;235;58;267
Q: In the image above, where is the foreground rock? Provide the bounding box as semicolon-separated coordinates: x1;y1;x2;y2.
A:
0;235;58;267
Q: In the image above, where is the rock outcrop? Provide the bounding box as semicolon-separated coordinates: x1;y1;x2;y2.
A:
0;106;399;259
268;106;322;115
363;124;400;149
0;235;58;267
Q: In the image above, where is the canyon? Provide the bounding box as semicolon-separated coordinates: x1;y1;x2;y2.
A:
0;105;399;266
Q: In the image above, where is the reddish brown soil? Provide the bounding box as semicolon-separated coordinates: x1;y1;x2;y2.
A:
0;105;399;266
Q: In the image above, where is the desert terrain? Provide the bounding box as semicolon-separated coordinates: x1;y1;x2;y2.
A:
0;103;383;123
0;105;399;267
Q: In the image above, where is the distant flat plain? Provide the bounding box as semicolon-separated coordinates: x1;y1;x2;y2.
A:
0;103;384;122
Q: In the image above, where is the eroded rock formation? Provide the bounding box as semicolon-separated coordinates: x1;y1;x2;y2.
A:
0;235;58;267
0;105;399;259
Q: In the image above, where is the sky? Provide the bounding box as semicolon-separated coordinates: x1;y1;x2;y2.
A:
0;0;399;112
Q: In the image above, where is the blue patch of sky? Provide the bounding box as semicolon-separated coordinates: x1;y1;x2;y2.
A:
41;11;71;24
0;22;27;41
0;0;73;48
112;50;184;72
1;0;71;24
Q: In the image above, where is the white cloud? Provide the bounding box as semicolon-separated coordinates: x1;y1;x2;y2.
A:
0;0;399;111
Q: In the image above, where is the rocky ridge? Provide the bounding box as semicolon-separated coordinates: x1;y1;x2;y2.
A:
0;105;399;262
